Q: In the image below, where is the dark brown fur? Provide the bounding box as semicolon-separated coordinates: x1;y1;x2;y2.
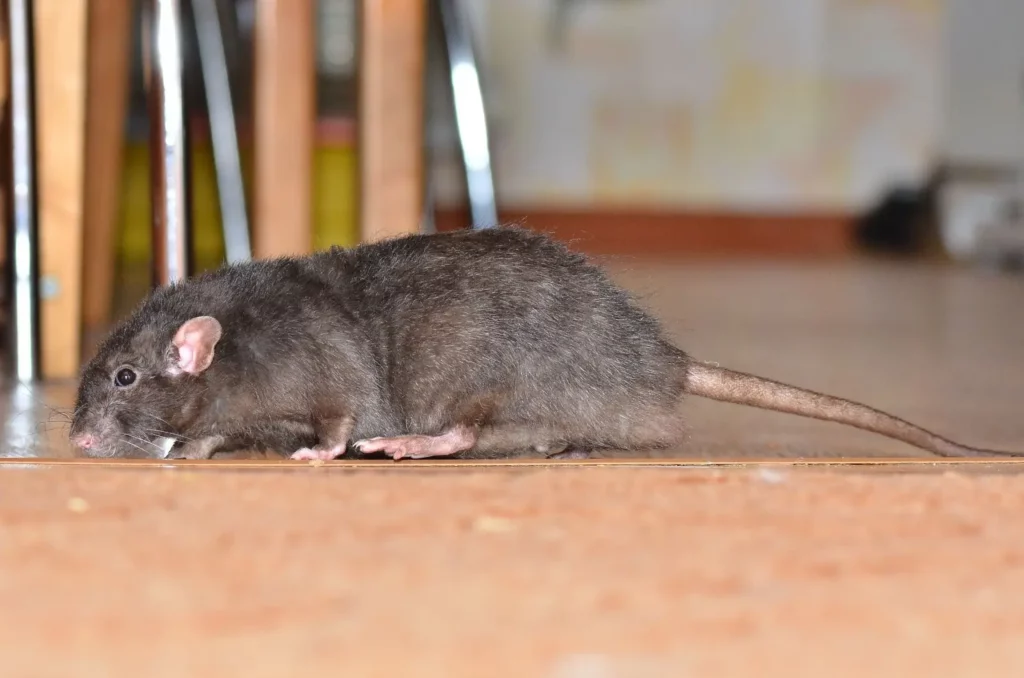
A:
69;226;1021;460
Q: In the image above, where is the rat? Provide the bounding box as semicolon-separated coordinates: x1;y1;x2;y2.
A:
69;226;1022;461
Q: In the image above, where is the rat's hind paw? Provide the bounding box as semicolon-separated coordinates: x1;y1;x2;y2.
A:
289;443;346;461
353;435;456;460
354;426;477;461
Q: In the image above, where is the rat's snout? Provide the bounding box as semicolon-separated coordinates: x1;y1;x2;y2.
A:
69;409;110;454
71;432;96;450
69;425;118;457
70;397;112;446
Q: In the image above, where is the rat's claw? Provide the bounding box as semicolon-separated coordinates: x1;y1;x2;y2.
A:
353;437;387;454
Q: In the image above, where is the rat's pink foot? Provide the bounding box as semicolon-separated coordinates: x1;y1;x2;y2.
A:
354;426;477;460
290;443;346;461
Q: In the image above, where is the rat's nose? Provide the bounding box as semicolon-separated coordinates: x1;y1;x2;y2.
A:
71;433;96;450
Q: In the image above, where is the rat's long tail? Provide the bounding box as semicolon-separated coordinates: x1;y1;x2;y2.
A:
682;360;1023;458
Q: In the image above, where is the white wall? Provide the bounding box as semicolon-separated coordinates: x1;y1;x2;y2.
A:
940;0;1024;166
428;0;946;214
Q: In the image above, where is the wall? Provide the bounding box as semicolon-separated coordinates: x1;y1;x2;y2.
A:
428;0;944;214
940;0;1024;165
936;0;1024;259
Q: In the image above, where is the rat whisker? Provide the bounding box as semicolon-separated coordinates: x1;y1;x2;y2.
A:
34;422;70;435
14;383;73;421
44;412;73;426
123;432;165;453
109;409;189;441
135;411;179;429
140;427;193;442
119;437;155;457
109;403;164;421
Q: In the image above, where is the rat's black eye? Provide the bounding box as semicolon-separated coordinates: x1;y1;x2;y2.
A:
114;368;137;387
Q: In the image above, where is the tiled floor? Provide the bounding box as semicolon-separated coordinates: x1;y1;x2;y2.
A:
2;258;1024;676
4;258;1023;460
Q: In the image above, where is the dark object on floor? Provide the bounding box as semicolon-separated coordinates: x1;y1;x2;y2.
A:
855;172;943;256
69;227;1022;461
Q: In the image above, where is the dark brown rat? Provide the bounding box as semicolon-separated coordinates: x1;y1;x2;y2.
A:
69;226;1022;461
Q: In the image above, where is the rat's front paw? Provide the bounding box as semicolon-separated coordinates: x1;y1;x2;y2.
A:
290;443;346;461
175;435;226;460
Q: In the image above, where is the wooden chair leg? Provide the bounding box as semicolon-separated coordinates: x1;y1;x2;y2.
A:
253;0;315;258
358;0;427;243
81;0;131;356
35;0;88;379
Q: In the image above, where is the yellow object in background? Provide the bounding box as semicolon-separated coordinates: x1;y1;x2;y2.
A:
116;138;359;277
313;145;359;252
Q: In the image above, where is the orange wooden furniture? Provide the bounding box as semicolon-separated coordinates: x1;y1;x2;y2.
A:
358;0;427;243
5;0;429;380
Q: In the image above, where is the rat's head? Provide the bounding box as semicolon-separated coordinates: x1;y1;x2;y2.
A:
70;314;223;458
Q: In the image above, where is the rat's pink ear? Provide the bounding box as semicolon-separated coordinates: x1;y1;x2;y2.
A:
171;316;222;375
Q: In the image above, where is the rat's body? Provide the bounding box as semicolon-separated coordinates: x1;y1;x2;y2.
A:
70;227;1021;461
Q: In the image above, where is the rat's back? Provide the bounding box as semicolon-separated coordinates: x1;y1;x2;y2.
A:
324;227;690;452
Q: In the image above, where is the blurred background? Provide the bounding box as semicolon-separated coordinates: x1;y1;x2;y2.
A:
2;0;1024;382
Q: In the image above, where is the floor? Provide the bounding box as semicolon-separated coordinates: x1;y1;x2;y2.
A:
1;258;1023;676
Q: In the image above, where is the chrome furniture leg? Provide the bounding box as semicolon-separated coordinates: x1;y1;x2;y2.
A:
437;0;498;229
146;0;192;286
192;0;251;264
6;0;40;381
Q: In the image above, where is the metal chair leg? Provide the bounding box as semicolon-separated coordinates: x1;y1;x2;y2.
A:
146;0;192;286
192;0;251;264
437;0;498;229
6;0;40;382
